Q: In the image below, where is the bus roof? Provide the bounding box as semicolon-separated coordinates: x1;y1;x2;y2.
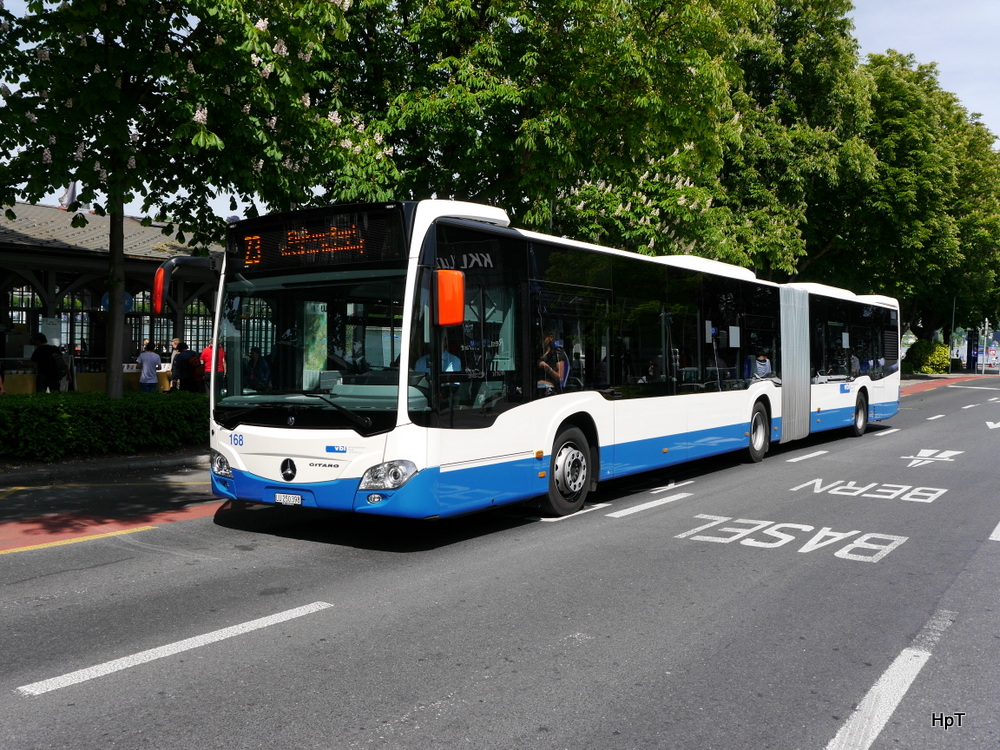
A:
509;226;764;284
788;281;898;308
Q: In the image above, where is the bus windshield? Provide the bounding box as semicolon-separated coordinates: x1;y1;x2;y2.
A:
214;268;407;434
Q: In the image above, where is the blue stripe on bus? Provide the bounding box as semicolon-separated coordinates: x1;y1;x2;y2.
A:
808;399;899;433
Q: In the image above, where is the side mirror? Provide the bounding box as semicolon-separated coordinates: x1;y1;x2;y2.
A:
435;269;465;327
151;256;215;314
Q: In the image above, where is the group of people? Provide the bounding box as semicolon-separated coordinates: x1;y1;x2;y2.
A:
0;334;235;395
155;339;226;393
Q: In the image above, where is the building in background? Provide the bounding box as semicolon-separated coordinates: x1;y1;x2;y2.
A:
1;202;218;390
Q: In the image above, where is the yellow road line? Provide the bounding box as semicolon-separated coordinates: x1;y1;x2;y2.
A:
0;526;158;555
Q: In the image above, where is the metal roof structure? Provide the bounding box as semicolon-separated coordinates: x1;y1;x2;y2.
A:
0;201;202;259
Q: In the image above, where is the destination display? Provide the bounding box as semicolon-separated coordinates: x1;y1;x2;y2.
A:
229;205;407;269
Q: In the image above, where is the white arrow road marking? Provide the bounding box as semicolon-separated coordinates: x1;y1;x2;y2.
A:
901;449;964;468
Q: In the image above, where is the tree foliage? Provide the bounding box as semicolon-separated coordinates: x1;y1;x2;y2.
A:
798;51;1000;334
320;0;757;248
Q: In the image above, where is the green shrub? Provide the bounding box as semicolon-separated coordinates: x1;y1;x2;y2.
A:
0;390;208;461
902;339;951;374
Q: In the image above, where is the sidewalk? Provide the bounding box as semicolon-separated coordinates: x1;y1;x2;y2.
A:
900;371;995;396
0;446;210;488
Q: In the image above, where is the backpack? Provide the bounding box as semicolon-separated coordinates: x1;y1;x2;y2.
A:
51;350;69;381
188;353;205;383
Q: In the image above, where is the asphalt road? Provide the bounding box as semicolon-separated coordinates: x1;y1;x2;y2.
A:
2;377;999;749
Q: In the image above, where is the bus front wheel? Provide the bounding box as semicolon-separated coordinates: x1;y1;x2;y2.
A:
542;427;590;516
746;402;770;463
850;393;869;437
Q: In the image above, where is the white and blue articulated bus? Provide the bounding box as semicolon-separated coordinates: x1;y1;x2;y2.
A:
154;200;900;518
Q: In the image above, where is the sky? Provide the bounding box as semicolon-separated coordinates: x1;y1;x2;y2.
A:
849;0;1000;135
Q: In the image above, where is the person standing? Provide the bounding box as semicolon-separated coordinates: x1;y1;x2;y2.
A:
168;337;181;390
30;333;63;393
171;341;203;393
201;341;226;391
136;341;161;393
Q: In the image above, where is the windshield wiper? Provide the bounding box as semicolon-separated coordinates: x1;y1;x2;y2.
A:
302;392;373;431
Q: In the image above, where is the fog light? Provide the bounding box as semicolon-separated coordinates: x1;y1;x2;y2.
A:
367;493;386;504
211;450;233;478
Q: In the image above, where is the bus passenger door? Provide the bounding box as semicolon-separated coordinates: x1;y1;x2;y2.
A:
779;286;811;442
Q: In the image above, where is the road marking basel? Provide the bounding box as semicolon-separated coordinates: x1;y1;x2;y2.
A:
825;609;956;750
17;602;334;697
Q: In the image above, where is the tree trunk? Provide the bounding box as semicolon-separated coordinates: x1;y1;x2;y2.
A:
105;206;125;399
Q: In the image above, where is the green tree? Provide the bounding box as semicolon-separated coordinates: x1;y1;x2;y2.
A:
320;0;755;243
798;51;1000;336
0;0;382;397
718;0;877;276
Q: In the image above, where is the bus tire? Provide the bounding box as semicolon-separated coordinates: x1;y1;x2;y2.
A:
542;426;590;516
850;393;869;437
746;401;769;463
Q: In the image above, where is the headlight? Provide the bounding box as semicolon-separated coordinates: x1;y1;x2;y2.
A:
211;450;233;478
359;460;417;490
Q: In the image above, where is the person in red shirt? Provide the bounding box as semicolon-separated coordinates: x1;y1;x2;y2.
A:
200;343;226;392
200;344;226;373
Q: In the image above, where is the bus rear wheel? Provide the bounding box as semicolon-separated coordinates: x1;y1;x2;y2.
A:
746;402;770;463
542;427;590;516
850;393;869;437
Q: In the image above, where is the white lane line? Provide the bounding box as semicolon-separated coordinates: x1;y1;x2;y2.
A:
17;601;333;697
962;404;978;410
536;502;612;522
786;451;828;463
825;609;956;750
606;493;692;518
927;415;945;421
651;480;694;494
874;429;900;437
989;521;1000;541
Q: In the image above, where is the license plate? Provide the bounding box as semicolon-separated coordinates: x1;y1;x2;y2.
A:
275;493;303;506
